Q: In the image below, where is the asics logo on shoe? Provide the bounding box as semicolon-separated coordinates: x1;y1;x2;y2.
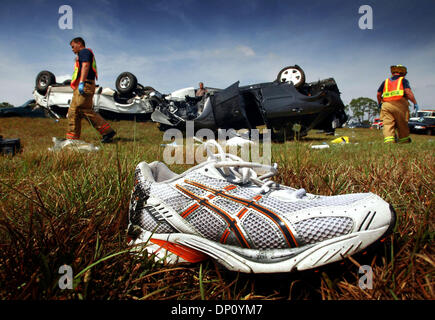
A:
176;183;252;248
177;180;299;248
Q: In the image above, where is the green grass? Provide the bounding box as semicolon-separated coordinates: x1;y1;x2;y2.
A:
0;117;434;300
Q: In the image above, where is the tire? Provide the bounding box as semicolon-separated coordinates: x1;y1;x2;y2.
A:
276;65;305;88
35;71;56;95
158;123;173;132
116;72;137;96
271;126;296;142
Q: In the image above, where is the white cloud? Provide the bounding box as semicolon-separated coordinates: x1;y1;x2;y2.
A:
236;45;256;57
56;74;72;83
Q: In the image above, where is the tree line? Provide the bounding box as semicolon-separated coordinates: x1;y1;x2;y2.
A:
0;102;14;108
345;97;379;124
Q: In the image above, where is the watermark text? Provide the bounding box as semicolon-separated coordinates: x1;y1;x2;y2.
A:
58;5;73;30
358;5;373;30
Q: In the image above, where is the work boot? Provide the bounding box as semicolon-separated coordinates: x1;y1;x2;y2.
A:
398;136;412;144
101;130;116;143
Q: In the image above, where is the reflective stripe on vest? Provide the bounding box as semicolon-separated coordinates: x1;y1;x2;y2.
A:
71;48;98;89
382;77;404;101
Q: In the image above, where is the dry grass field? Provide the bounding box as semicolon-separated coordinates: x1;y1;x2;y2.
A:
0;117;433;300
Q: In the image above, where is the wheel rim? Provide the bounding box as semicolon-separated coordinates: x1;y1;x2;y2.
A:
120;77;131;89
279;68;302;85
39;76;48;88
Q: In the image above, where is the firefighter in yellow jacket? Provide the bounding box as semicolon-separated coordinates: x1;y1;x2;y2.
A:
67;37;116;143
377;65;418;143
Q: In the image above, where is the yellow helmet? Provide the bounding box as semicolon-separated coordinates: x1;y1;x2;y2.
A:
390;64;407;76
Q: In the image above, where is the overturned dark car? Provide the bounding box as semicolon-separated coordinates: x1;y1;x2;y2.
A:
151;65;348;140
0;100;48;118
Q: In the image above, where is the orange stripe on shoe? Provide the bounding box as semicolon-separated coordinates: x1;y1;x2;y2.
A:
204;201;251;248
150;238;208;263
223;231;230;243
220;229;230;244
181;203;199;218
236;208;248;219
176;184;251;248
183;180;298;248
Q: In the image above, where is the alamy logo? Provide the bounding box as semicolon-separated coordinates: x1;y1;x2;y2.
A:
58;264;73;289
358;265;373;289
358;5;373;30
162;121;272;165
58;5;73;30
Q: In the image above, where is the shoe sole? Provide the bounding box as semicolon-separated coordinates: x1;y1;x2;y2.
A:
129;205;396;273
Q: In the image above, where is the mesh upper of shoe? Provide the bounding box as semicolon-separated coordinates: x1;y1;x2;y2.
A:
185;208;227;242
183;172;365;247
150;182;193;213
242;211;288;249
257;192;369;216
294;217;354;244
213;198;244;215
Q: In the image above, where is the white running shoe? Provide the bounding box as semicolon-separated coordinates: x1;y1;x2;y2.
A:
127;141;396;273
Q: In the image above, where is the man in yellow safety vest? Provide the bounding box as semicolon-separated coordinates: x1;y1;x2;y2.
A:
67;37;116;143
376;64;418;143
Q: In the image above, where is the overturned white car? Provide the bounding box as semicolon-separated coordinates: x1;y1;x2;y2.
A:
33;71;203;120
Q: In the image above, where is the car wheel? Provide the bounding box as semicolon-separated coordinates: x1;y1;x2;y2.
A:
35;71;56;95
276;65;305;88
116;72;138;96
158;123;173;132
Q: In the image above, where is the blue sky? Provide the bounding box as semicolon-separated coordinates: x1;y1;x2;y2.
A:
1;0;435;108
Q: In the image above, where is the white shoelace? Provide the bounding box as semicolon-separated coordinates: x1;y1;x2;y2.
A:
197;138;306;198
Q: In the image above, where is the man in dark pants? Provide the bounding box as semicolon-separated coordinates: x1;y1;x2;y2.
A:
67;37;116;143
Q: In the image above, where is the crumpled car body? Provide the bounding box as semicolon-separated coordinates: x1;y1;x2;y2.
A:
152;77;348;139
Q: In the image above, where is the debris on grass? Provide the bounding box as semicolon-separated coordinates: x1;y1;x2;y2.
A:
48;137;100;153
